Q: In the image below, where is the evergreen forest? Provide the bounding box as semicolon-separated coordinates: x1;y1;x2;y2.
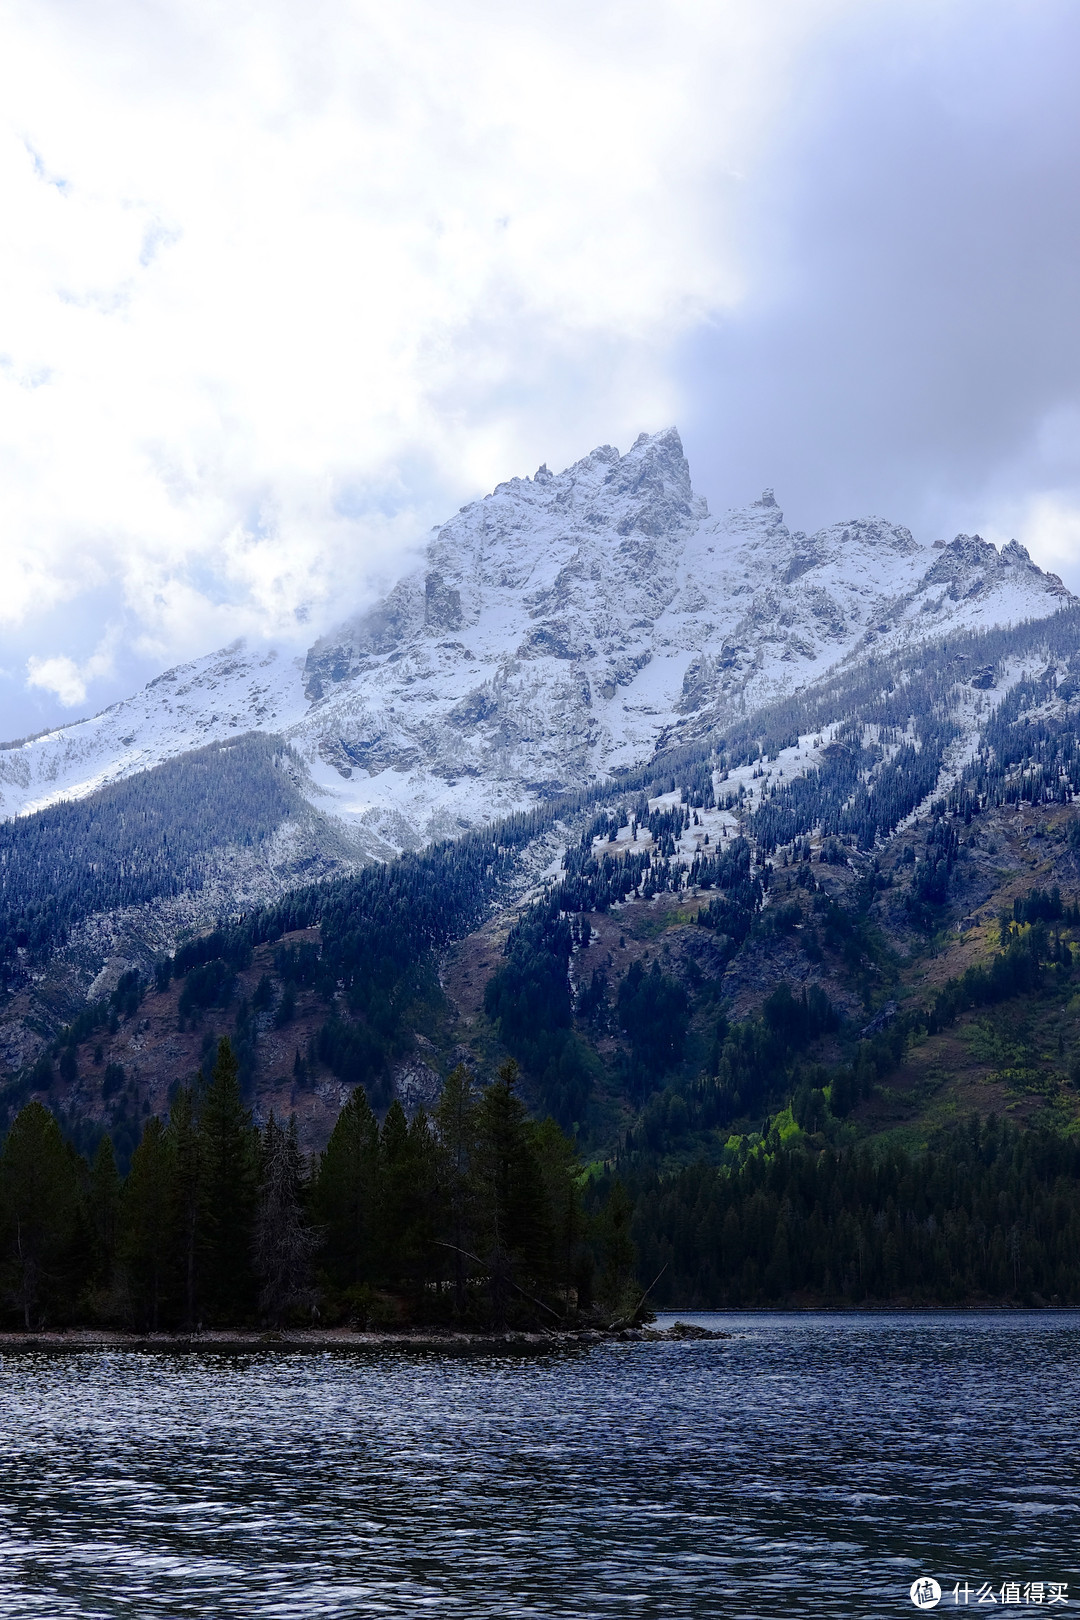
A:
0;1041;640;1333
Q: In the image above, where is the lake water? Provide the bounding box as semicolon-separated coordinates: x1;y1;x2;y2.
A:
0;1312;1077;1618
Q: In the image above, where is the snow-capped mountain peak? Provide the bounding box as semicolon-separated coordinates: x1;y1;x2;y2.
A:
303;427;706;698
1;430;1072;854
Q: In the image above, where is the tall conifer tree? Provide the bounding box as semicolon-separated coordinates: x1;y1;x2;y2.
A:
474;1060;548;1323
87;1134;121;1301
198;1038;257;1323
434;1064;480;1312
0;1101;80;1328
314;1085;380;1302
378;1101;413;1290
404;1109;438;1298
531;1116;587;1308
595;1178;638;1324
164;1085;201;1330
254;1113;315;1325
120;1118;173;1330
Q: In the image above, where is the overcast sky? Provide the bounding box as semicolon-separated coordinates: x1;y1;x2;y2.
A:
2;0;1079;739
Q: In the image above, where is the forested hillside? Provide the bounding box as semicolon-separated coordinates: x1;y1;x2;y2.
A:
0;732;355;987
7;608;1080;1311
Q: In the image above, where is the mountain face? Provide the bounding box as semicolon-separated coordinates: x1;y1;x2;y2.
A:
0;424;1075;1134
1;429;1069;853
3;427;1080;1146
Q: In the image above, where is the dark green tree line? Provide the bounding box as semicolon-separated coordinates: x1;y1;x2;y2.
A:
0;1046;621;1333
631;1115;1080;1307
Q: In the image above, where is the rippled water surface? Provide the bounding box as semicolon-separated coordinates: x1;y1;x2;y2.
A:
1;1313;1078;1618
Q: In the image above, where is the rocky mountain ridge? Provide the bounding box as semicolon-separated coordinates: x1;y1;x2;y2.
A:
1;429;1070;856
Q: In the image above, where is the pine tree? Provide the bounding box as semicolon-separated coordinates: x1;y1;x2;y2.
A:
474;1059;547;1325
87;1135;121;1303
0;1101;81;1328
164;1085;201;1330
595;1178;639;1325
530;1116;587;1311
434;1064;480;1313
120;1118;174;1330
313;1084;380;1306
377;1100;413;1291
198;1038;257;1324
254;1113;316;1326
404;1108;438;1298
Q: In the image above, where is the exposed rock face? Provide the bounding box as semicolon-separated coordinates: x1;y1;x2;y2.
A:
921;533;1069;607
284;430;1071;843
0;429;1072;855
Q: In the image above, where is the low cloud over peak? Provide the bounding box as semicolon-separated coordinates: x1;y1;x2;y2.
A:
2;0;1079;738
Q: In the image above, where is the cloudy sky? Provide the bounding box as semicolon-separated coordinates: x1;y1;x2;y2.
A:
1;0;1078;738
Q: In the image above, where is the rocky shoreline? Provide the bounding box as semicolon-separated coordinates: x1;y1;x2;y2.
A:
0;1321;731;1353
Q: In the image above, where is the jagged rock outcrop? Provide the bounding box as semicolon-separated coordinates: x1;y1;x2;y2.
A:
0;429;1072;856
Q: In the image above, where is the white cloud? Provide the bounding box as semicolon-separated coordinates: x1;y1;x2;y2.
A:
26;636;116;707
676;0;1080;569
5;0;1080;735
0;0;854;723
25;657;91;708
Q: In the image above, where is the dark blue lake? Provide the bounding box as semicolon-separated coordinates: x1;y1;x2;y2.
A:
0;1312;1077;1618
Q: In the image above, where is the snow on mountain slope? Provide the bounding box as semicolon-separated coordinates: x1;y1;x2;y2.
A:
0;643;307;819
1;429;1072;848
288;429;1072;841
